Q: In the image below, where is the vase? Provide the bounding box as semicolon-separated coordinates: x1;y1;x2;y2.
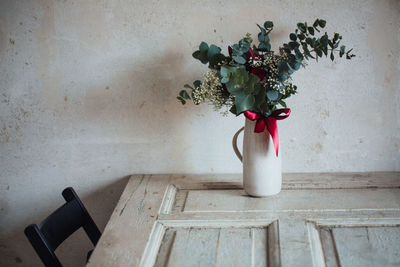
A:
232;118;282;197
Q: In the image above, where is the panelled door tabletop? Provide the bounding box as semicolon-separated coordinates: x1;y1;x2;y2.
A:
87;173;400;267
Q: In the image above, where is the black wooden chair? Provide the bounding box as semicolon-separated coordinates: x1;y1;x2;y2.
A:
24;187;101;267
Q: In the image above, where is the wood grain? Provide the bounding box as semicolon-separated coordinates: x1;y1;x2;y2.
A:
87;172;400;267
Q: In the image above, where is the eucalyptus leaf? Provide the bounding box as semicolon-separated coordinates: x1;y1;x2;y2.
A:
339;45;346;57
264;21;273;28
225;66;248;94
297;23;306;32
318;19;326;28
192;50;201;59
207;45;221;58
256;24;266;35
177;96;186;104
254;85;266;107
266;90;279;101
243;74;259;95
235;93;255;114
199;41;208;52
209;53;225;67
193;80;201;88
313;19;319;28
179;90;191;99
258;33;269;43
258;42;271;51
233;55;246;64
298;33;305;40
229;105;237;115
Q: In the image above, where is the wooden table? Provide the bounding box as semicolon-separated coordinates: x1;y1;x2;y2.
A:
87;173;400;267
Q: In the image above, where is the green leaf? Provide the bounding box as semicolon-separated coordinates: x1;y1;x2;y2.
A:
322;46;328;56
199;54;208;64
289;41;299;49
339;45;346;57
199;42;208;52
221;77;229;83
207;45;221;58
256;24;266;35
192;50;201;59
220;66;236;84
177;96;186;104
229;105;237;115
258;33;269;43
239;42;250;53
193;49;209;64
225;66;248;94
193;80;201;88
320;35;328;46
330;52;334;61
307;27;314;35
243;74;259;95
333;33;340;42
346;48;355;60
243;33;253;44
209;53;225;67
179;90;191;99
266;90;279;101
295;48;303;60
290;33;297;41
253;82;261;94
264;21;273;29
278;100;287;108
277;61;289;73
328;40;333;48
254;84;266;107
298;33;305;40
318;19;326;28
220;66;232;77
333;41;339;49
293;61;301;70
297;23;306;32
313;19;319;28
184;84;193;89
258;42;271;51
316;48;323;57
235;93;255;114
232;55;246;64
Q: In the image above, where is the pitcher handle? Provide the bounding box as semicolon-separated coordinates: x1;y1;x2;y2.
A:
232;127;244;162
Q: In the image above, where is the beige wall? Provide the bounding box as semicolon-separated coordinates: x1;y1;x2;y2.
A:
1;0;399;266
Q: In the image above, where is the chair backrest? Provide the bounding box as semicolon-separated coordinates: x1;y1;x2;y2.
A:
24;187;101;267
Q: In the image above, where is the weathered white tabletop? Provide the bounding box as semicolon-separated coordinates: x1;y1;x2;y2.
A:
87;173;400;267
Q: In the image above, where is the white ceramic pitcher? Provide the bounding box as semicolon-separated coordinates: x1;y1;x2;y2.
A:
232;118;282;197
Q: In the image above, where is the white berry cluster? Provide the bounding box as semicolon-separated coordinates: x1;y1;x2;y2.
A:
192;70;233;115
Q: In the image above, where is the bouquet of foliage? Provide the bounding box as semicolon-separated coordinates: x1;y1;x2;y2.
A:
177;19;354;155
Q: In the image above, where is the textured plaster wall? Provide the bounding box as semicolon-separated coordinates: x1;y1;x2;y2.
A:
0;0;399;266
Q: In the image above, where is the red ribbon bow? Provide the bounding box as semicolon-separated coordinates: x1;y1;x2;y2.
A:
243;109;291;157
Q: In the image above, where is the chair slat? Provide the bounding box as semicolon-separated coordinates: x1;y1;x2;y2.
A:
24;187;101;266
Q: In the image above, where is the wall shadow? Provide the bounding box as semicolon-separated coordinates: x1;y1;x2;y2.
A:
0;177;129;267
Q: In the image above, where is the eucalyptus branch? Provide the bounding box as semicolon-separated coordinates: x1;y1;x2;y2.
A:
178;19;355;117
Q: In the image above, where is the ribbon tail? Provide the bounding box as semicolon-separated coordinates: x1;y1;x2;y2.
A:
266;117;279;157
254;119;266;133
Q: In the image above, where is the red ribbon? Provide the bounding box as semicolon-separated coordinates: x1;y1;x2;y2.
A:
243;109;291;157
